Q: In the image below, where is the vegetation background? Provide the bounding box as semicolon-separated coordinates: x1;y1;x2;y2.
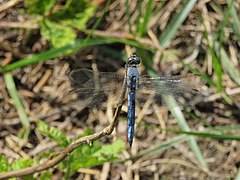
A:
0;0;240;179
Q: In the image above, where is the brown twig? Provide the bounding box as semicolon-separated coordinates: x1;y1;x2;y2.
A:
0;0;22;13
0;77;127;180
0;21;39;29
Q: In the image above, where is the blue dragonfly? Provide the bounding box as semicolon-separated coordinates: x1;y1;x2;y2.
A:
70;54;202;147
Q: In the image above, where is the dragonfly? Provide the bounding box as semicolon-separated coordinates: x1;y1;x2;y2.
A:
69;54;202;147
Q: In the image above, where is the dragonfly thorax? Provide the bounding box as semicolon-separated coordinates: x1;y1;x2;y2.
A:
126;54;140;88
126;65;140;88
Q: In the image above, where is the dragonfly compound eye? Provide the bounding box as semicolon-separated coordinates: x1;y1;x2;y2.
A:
127;54;141;65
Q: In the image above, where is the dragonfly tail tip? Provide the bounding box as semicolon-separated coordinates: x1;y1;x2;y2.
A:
129;141;133;147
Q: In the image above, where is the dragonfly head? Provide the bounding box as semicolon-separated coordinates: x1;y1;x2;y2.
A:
127;54;141;67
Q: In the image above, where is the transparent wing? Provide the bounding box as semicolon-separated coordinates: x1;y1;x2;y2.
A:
69;69;125;107
138;74;204;108
69;69;204;108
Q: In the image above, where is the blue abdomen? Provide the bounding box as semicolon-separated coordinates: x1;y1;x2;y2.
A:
127;77;136;147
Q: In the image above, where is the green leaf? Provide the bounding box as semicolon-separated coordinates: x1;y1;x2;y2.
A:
37;120;72;147
10;158;35;180
11;158;34;170
59;141;101;172
0;155;9;172
24;0;56;15
40;171;52;180
60;140;124;173
41;19;77;48
92;140;125;161
25;0;97;48
39;0;97;48
49;0;97;29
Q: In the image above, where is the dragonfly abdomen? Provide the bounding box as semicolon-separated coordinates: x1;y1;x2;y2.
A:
127;76;137;147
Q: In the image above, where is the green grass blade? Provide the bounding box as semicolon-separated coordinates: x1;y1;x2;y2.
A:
4;73;30;140
175;131;240;141
130;135;191;160
1;38;114;72
186;111;213;128
204;41;233;104
1;35;156;73
136;1;143;35
181;61;214;86
81;0;110;46
165;96;209;171
137;0;154;37
220;91;233;105
125;0;132;33
228;0;240;42
208;43;223;92
159;0;197;48
152;1;166;16
220;47;240;86
97;36;155;51
213;125;240;131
